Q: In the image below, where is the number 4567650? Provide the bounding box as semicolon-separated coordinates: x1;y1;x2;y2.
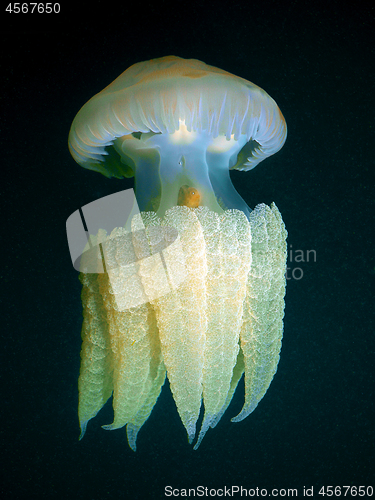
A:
5;3;61;13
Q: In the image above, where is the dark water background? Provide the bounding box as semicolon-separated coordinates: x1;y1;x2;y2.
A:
1;1;374;498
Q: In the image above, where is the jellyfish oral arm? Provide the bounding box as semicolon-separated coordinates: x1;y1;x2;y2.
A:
77;203;287;450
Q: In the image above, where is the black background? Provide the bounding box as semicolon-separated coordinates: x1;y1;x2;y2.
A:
1;1;374;498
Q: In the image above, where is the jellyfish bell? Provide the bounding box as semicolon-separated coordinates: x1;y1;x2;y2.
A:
68;56;287;219
68;56;288;451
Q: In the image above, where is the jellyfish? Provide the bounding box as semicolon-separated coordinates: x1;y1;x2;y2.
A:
68;56;288;450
